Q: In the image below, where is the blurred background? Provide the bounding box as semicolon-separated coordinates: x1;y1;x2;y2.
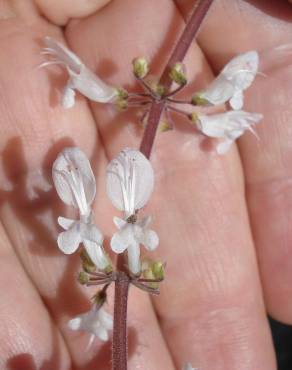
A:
270;317;292;370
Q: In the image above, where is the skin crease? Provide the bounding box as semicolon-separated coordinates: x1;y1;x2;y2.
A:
0;0;291;369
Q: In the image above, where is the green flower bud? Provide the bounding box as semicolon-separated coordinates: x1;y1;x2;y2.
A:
169;62;187;85
191;92;209;106
116;98;128;111
116;87;129;100
80;249;96;273
189;112;199;124
133;57;149;79
78;271;89;285
159;121;172;133
151;261;164;280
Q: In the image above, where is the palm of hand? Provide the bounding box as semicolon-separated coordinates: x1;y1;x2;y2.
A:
1;1;292;369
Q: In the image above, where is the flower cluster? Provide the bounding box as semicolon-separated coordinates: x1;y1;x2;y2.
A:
46;35;264;367
190;50;263;153
106;148;159;275
41;37;263;155
52;147;159;342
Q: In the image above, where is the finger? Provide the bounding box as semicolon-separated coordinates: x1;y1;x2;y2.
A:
35;0;112;26
65;0;276;369
0;3;112;369
187;0;292;323
0;3;174;370
0;221;70;370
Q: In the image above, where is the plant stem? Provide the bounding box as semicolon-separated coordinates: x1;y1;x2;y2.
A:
140;0;214;158
112;2;214;369
112;271;130;370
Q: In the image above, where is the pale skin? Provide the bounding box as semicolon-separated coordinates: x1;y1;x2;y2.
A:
0;0;292;369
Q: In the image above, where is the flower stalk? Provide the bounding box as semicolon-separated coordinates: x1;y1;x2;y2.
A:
112;271;130;370
112;1;214;369
140;0;214;159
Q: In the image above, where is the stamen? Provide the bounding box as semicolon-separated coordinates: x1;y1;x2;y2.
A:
37;60;66;69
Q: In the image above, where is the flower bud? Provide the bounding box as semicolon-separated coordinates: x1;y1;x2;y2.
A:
116;98;128;111
78;271;89;285
104;260;113;274
159;121;172;133
191;92;209;106
151;261;165;280
142;259;165;289
116;87;129;100
169;62;187;85
189;112;199;124
80;249;96;273
144;75;166;97
93;289;107;307
133;57;149;79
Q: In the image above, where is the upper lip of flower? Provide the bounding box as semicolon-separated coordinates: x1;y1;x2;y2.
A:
56;165;90;217
198;50;259;110
41;37;118;108
106;148;154;218
52;147;96;218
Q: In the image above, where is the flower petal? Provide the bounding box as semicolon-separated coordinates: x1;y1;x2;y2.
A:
201;74;235;106
57;223;81;254
69;65;117;103
43;37;82;74
62;83;76;108
222;50;259;90
141;229;159;251
58;216;75;230
229;89;244;110
98;308;113;331
94;326;109;342
68;317;82;331
83;240;109;270
127;242;141;275
110;229;130;254
138;215;152;228
113;216;127;229
106;148;154;215
68;306;112;342
216;139;234;155
182;363;197;370
198;111;262;140
52;147;96;212
81;224;103;245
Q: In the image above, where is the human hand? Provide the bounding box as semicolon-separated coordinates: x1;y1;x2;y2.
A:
0;1;291;370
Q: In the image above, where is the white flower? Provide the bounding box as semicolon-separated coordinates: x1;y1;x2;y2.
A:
52;147;109;270
195;51;259;110
68;305;113;344
195;110;263;154
182;363;198;370
42;37;118;108
106;148;159;275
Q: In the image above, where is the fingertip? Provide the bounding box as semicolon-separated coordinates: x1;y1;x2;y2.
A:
35;0;112;26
